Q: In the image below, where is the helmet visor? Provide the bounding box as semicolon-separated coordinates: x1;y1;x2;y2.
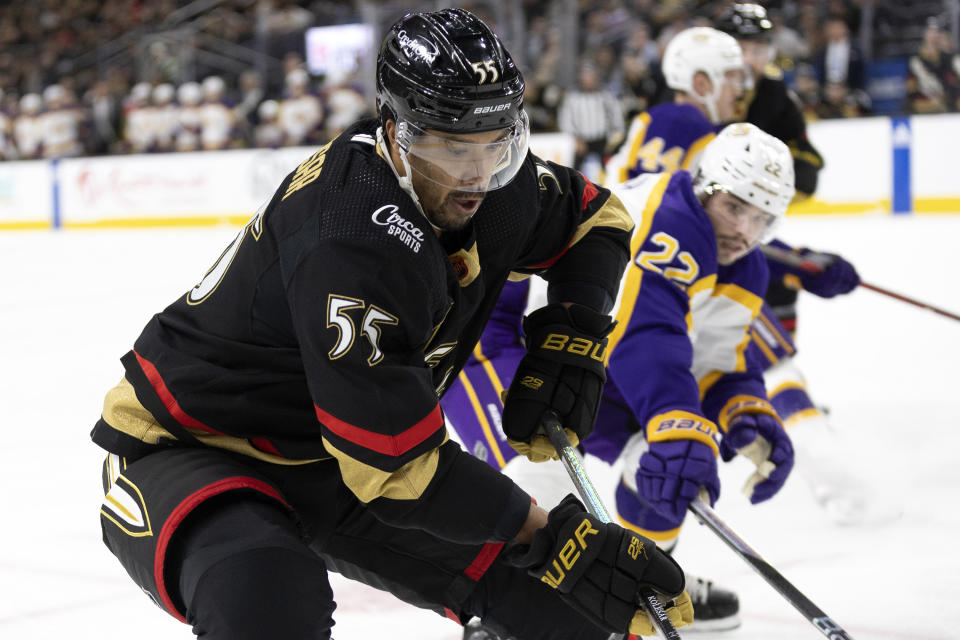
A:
397;110;530;193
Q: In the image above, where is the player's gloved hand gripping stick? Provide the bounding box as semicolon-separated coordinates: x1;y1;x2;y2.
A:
502;304;615;462
533;413;692;639
760;243;960;322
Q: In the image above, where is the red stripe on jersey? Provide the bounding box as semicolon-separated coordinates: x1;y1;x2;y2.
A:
251;437;283;456
443;608;462;624
781;317;797;333
523;243;571;270
523;175;600;271
153;477;289;622
133;350;220;435
463;541;504;581
580;172;599;209
314;403;444;457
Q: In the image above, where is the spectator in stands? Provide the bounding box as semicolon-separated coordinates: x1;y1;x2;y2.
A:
198;75;237;150
39;84;86;158
175;81;202;152
793;62;822;121
906;17;960;113
557;62;624;179
321;69;368;140
253;99;285;149
816;80;864;118
617;25;668;121
278;68;323;146
234;69;265;141
0;88;13;160
813;15;867;102
768;8;811;67
523;76;563;134
151;83;178;152
85;80;122;155
123;82;154;153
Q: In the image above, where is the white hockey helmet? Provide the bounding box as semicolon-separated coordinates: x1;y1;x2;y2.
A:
662;26;745;123
694;122;795;239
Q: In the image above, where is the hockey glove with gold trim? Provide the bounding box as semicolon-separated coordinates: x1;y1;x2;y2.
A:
718;397;794;503
503;494;693;636
501;304;614;462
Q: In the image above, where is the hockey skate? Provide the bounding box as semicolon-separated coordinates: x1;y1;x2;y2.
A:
683;573;740;632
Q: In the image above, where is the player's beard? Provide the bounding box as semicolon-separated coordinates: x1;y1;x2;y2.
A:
716;235;752;265
427;190;487;231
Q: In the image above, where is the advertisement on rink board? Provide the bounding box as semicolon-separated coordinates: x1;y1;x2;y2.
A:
1;115;960;230
56;147;318;226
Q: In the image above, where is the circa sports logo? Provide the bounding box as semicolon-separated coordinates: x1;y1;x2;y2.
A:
372;204;424;253
397;30;438;64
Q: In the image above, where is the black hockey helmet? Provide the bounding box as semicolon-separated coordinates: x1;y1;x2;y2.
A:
716;3;773;42
376;8;526;133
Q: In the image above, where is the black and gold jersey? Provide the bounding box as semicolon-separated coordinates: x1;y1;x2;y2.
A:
92;118;632;543
742;73;824;198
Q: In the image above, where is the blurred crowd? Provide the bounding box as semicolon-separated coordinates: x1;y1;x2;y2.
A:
0;0;956;161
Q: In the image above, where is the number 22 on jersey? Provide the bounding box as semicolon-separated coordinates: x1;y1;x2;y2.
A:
636;231;699;287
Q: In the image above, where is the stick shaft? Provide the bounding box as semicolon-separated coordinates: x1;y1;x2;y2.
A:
689;498;855;639
760;243;960;322
543;416;681;640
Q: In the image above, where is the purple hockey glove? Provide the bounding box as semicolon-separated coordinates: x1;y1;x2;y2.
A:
637;439;720;523
720;412;794;503
797;250;860;298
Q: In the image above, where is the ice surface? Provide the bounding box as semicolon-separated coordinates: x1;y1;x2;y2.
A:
2;214;959;639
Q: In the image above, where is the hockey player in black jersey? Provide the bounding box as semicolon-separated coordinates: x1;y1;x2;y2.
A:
93;9;692;639
716;3;823;200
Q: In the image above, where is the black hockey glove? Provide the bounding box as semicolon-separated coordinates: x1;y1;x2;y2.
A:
503;495;693;636
501;303;614;462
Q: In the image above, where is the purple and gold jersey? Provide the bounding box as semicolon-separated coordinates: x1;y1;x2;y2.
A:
604;171;772;449
604;103;716;186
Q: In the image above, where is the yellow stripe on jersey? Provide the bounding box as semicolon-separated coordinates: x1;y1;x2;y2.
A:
750;327;780;365
606;173;671;360
757;312;795;353
645;410;721;457
783;407;824;429
100;377;324;466
681;132;715;171
566;191;635;253
769;380;807;397
698;370;724;400
712;283;764;372
322;434;446;503
619;112;652;184
716;395;780;434
459;354;508;468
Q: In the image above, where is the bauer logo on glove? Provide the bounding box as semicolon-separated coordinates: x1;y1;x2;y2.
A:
501;303;615;462
539;517;601;589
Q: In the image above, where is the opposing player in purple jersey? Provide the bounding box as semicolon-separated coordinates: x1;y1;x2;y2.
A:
447;124;797;635
605;26;746;183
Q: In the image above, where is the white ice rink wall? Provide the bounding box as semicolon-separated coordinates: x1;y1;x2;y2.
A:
0;114;955;230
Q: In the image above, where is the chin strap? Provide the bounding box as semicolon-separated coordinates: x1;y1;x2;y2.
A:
376;126;444;234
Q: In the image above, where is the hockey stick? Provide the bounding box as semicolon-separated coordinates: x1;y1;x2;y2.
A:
688;497;855;639
760;243;960;322
543;414;681;640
